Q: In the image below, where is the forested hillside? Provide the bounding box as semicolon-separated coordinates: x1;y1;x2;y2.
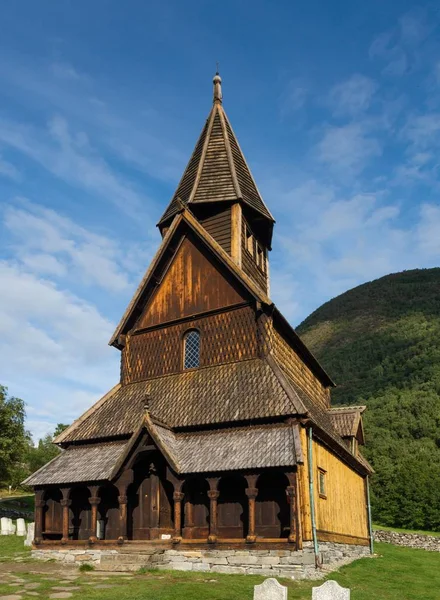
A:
297;268;440;530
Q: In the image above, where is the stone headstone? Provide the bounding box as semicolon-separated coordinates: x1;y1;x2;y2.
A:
254;578;288;600
312;580;350;600
96;520;104;540
0;517;9;535
16;518;27;536
24;522;35;546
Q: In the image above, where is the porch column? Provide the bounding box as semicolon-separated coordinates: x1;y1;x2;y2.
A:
207;478;219;544
118;494;128;543
88;486;101;544
245;487;258;543
34;491;45;545
286;472;299;546
173;492;184;542
60;488;71;545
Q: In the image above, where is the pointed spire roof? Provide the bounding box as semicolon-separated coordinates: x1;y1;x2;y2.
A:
158;72;274;227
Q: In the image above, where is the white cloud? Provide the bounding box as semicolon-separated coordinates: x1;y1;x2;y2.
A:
0;115;148;218
0;155;21;181
3;200;139;292
280;79;308;116
316;123;382;177
328;74;377;116
0;259;120;440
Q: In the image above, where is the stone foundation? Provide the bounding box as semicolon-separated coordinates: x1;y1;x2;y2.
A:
32;542;370;580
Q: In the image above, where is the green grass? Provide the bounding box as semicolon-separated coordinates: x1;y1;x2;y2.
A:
0;539;439;599
374;524;440;537
0;534;32;562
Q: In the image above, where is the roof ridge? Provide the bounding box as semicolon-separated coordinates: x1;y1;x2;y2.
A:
54;383;122;445
218;104;242;198
188;104;217;203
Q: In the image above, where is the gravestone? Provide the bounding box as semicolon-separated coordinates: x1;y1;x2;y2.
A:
16;518;27;536
0;517;8;535
254;578;288;600
96;520;104;540
312;580;350;600
24;522;35;546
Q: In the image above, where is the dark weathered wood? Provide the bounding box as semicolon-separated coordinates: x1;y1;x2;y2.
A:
136;236;245;330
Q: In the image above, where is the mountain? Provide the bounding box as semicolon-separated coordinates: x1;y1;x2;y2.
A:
297;268;440;531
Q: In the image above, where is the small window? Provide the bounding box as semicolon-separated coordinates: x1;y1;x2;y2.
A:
318;468;327;498
183;330;200;370
246;227;254;256
257;244;265;272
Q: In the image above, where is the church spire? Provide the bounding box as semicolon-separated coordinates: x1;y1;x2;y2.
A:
158;73;274;249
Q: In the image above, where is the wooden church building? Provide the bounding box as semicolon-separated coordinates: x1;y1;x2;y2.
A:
25;74;373;567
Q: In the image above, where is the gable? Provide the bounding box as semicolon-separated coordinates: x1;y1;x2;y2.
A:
136;234;247;330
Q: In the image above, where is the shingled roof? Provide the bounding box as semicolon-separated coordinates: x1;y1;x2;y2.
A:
56;357;308;444
328;406;366;444
23;441;128;486
141;419;303;474
158;73;274;228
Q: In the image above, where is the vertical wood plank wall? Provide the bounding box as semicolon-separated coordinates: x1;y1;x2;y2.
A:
199;206;232;255
298;427;369;544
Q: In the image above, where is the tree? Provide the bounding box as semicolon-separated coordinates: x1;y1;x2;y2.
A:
0;385;28;487
25;423;69;475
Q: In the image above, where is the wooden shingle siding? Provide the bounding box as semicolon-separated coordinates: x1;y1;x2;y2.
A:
271;327;330;410
223;116;272;220
193;112;237;203
160;119;209;223
124;305;258;383
199;205;232;254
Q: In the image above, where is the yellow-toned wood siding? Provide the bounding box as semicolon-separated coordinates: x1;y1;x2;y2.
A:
298;427;369;544
271;328;330;410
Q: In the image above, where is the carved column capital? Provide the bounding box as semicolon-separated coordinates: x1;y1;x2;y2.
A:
35;500;46;509
245;487;258;499
286;485;296;498
89;496;101;506
207;490;220;500
173;491;184;502
118;495;128;506
60;499;72;508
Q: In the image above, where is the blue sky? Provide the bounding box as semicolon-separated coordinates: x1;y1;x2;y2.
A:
1;0;440;441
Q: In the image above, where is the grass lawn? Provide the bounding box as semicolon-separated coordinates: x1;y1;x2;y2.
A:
0;538;439;600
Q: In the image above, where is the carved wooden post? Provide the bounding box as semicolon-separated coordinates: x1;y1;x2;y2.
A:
207;478;219;544
60;488;71;545
88;486;100;544
245;474;258;543
173;492;184;542
34;490;45;545
286;472;299;547
118;494;128;543
115;469;134;545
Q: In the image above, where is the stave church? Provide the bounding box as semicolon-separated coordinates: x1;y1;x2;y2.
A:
25;73;373;575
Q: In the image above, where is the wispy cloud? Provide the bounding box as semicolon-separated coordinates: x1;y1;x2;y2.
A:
328;74;377;117
316;122;382;177
0;154;21;181
3;200;153;292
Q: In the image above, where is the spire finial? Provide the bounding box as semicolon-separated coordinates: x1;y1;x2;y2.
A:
213;67;222;104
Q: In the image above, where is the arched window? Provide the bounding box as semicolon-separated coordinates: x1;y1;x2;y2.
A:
183;330;200;369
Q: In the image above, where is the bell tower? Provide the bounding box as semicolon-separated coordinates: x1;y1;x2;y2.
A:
157;73;275;294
